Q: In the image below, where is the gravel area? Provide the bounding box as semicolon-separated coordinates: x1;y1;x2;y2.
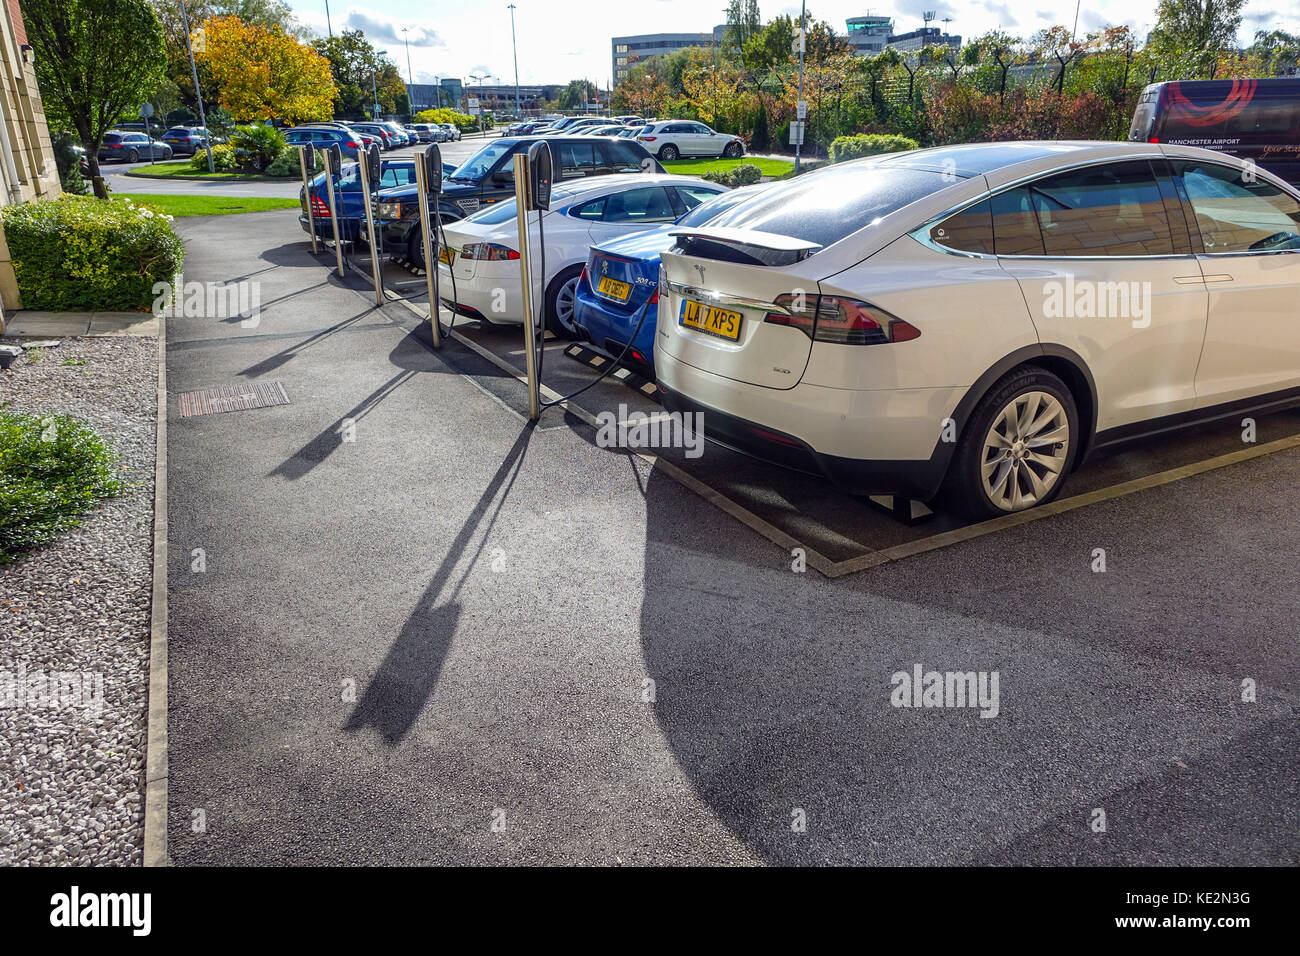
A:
0;335;158;866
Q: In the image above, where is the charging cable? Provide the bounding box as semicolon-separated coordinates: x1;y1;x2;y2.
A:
532;206;656;411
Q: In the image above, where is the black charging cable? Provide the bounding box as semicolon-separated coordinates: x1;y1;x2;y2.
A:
532;205;656;411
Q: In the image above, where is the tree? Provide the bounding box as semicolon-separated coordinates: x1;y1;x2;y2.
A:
1247;29;1300;74
198;16;335;123
312;29;403;118
22;0;167;188
1033;25;1084;93
723;0;761;55
557;79;598;111
1147;0;1246;78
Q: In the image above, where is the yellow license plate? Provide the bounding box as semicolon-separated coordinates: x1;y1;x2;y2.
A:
679;300;742;341
597;275;631;302
438;246;455;265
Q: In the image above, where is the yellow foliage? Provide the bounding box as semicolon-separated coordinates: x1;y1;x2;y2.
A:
197;16;337;125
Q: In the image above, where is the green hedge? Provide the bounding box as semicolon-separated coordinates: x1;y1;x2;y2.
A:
828;133;920;163
702;163;763;187
0;412;123;563
1;196;184;311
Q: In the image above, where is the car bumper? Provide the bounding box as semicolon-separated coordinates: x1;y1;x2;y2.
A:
573;288;657;369
300;214;359;241
436;261;523;324
654;351;962;499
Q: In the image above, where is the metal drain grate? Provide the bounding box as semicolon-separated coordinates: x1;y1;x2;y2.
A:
177;381;290;418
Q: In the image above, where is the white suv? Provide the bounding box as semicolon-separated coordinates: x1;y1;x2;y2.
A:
655;141;1300;517
637;121;745;161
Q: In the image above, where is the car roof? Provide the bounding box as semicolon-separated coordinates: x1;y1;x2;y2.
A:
546;172;721;201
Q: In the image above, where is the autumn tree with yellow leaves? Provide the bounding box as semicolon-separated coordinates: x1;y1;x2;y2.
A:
196;16;336;124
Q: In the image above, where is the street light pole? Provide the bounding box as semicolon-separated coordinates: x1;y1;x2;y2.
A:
372;50;387;119
795;0;805;174
177;0;214;174
401;27;413;86
508;4;521;117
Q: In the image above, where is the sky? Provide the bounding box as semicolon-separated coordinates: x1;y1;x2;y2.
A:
285;0;1300;89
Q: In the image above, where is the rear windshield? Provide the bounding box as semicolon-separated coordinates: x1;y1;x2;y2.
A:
103;133;122;144
700;164;954;248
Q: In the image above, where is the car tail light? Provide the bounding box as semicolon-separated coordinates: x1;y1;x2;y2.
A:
346;141;361;148
647;287;659;305
765;293;919;345
579;265;588;289
310;196;331;217
460;242;520;261
1148;136;1159;143
640;135;656;141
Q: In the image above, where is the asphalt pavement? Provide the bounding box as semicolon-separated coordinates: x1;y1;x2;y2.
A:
164;209;1300;865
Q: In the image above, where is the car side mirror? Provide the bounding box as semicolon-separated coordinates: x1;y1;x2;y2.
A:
492;171;514;186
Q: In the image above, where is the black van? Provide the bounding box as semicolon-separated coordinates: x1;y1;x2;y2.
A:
1128;77;1300;185
374;135;663;266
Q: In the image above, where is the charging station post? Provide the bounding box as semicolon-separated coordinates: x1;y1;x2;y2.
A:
413;144;443;349
322;144;346;279
513;152;540;420
357;143;384;306
298;143;318;256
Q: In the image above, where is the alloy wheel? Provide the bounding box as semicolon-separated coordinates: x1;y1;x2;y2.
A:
552;276;580;334
979;390;1070;512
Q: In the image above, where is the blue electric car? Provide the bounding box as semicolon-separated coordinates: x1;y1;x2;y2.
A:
298;159;456;242
573;184;766;373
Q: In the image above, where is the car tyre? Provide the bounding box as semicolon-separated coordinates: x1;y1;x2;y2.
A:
723;141;744;158
658;144;679;161
407;228;426;269
544;265;584;339
940;366;1079;519
127;149;139;163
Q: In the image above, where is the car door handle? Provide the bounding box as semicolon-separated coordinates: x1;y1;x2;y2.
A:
1173;275;1204;284
1200;274;1234;283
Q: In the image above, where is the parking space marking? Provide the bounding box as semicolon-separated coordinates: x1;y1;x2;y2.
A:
383;285;1300;581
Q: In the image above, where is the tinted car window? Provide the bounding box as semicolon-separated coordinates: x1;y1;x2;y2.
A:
380;166;415;188
991;187;1046;255
599;141;648;173
556;142;598;178
602;186;676;223
103;133;122;144
930;198;994;255
1026;160;1174;256
1175;160;1300;252
569;197;606;220
674;184;726;211
703;165;953;248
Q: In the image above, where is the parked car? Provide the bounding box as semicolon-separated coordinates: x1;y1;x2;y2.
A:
436;173;726;336
379;121;413;147
637;120;745;160
298;158;430;241
98;130;172;163
655;140;1300;517
1128;77;1300;185
351;123;398;150
160;126;211;156
437;123;462;142
284;126;365;160
574;184;765;370
374;134;664;268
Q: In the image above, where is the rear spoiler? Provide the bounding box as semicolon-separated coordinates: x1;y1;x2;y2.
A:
668;226;821;266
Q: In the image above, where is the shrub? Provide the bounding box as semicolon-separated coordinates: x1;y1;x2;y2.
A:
230;124;286;170
828;133;919;163
701;163;763;187
0;412;123;563
414;107;476;131
0;196;184;311
189;143;239;171
263;146;302;177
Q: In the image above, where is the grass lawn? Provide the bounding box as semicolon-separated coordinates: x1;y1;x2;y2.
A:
661;156;795;178
123;160;271;180
115;195;301;217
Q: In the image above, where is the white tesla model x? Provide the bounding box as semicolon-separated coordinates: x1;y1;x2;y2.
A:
655;141;1300;516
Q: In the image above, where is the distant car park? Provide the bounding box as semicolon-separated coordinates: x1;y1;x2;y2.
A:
98;130;172;163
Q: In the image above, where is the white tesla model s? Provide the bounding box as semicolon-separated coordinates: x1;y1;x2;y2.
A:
655;141;1300;516
437;173;727;336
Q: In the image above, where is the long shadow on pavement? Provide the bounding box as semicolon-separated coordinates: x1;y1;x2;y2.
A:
342;422;536;746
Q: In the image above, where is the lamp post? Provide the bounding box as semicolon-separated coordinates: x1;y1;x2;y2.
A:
508;4;521;118
372;49;388;119
177;0;214;174
401;27;413;86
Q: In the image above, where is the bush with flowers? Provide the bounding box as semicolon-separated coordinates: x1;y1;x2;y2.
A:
0;196;184;311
